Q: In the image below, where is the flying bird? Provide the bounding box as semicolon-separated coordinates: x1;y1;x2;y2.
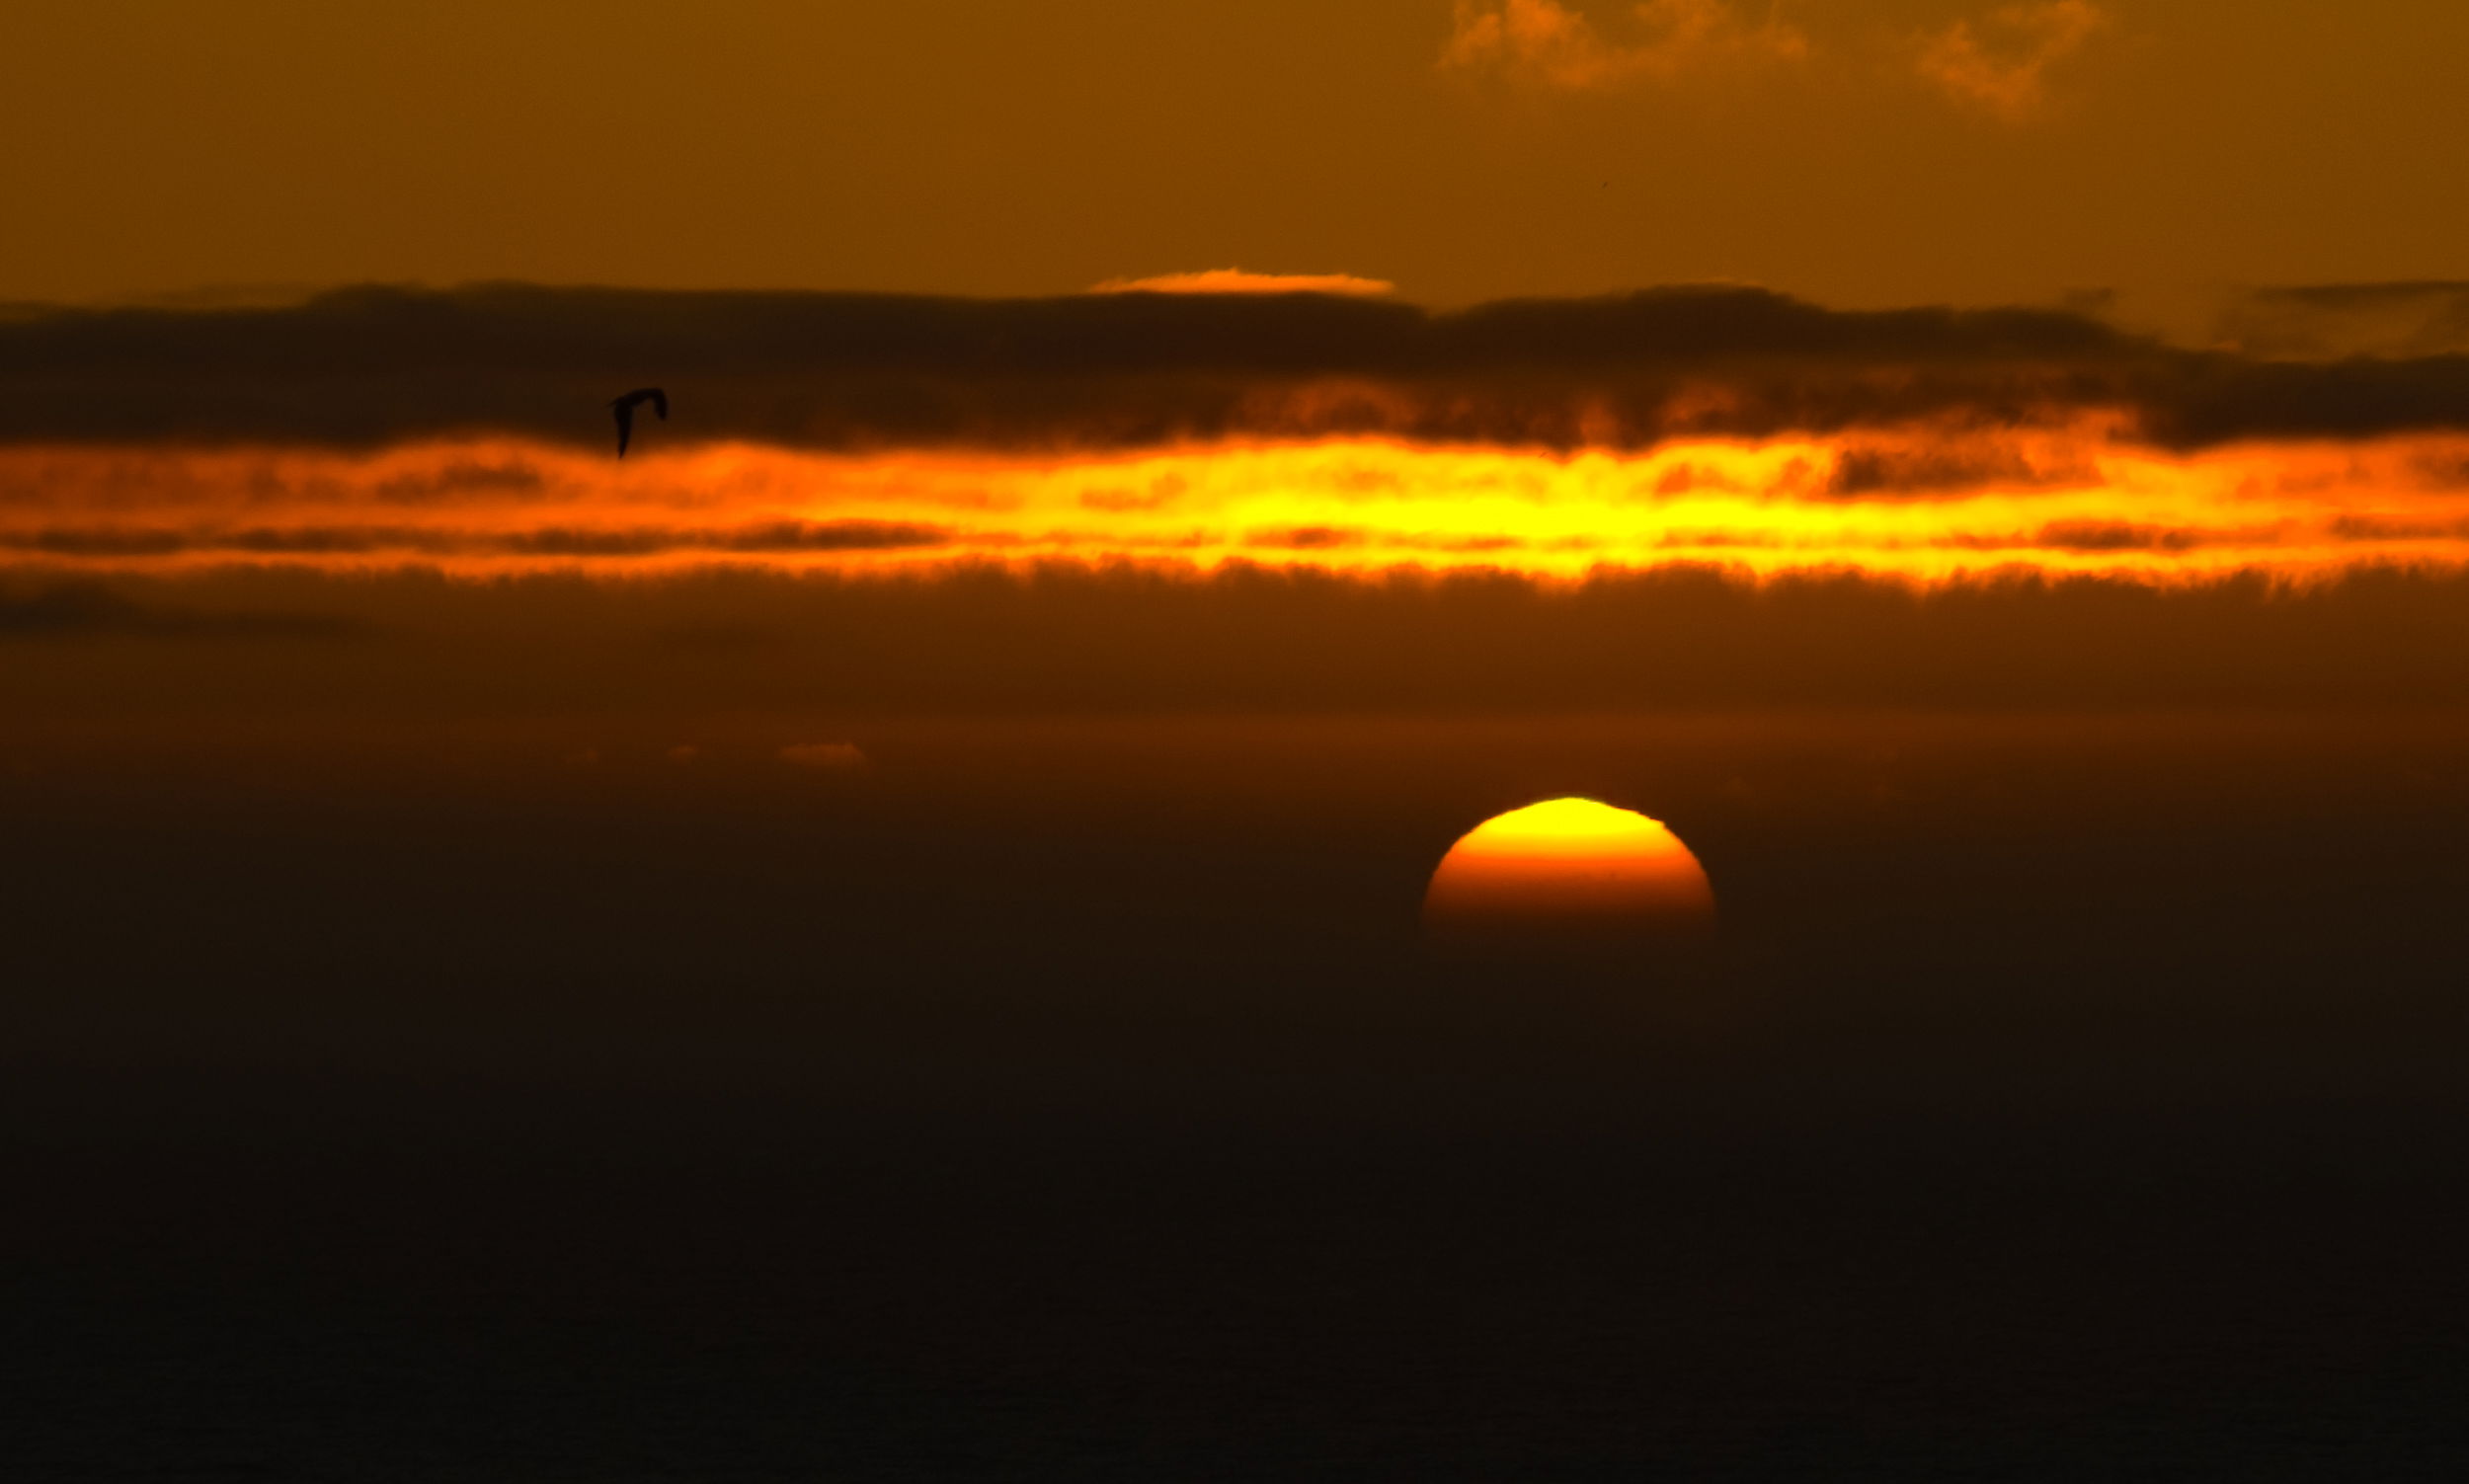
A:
608;387;668;457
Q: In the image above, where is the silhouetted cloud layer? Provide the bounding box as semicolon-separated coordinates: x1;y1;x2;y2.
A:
9;281;2469;454
13;562;2469;715
0;578;358;640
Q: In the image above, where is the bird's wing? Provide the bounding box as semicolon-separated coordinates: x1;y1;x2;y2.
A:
614;404;633;457
648;388;669;421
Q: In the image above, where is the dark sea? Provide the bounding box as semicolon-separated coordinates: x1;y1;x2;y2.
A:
10;711;2469;1479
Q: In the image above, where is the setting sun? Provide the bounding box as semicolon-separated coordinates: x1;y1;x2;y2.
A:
1422;797;1715;953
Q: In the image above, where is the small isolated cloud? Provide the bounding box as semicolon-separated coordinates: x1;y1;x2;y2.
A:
779;742;868;771
2214;282;2469;361
0;580;358;640
1915;0;2108;121
1441;0;1807;91
1090;270;1394;297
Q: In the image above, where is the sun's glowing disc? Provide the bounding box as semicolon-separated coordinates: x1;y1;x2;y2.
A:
1423;798;1715;955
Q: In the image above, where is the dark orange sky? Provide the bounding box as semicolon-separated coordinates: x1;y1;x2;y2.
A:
6;1;2464;317
10;5;2469;724
22;15;2469;1473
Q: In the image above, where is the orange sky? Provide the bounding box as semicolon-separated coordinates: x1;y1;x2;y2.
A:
6;2;2468;322
7;10;2469;720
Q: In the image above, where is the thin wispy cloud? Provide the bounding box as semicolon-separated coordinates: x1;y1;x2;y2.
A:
1914;0;2109;121
1091;271;1394;297
780;742;868;770
1441;0;1807;91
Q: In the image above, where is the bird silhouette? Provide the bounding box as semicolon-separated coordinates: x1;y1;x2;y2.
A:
608;387;668;457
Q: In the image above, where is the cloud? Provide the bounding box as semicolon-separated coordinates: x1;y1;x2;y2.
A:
2214;282;2469;361
18;420;2469;588
1090;271;1394;297
1244;525;1368;550
0;518;952;561
780;742;867;770
21;561;2469;715
0;578;357;640
511;520;950;558
1825;435;2097;497
7;280;2469;457
374;459;547;502
1914;0;2108;121
1442;0;1807;90
2023;519;2204;553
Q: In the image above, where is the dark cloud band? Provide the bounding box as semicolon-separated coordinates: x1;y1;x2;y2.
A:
7;282;2467;453
14;562;2469;713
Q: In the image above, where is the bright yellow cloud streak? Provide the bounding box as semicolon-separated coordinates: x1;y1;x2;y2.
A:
8;429;2469;584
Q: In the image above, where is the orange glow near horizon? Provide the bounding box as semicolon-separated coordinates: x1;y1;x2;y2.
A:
10;430;2469;586
1423;798;1716;947
1087;269;1396;295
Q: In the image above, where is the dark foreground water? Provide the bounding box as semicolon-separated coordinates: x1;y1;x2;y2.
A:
8;712;2469;1479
